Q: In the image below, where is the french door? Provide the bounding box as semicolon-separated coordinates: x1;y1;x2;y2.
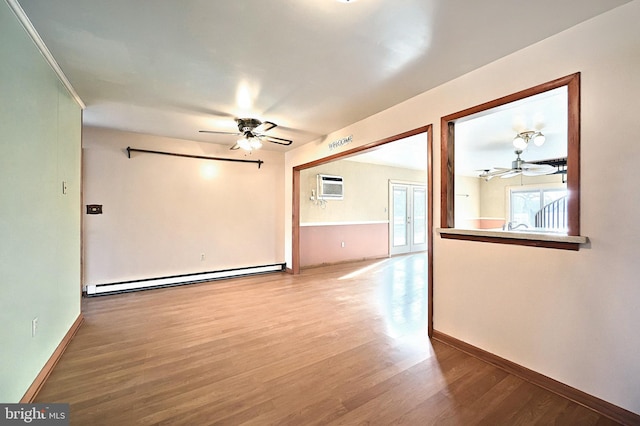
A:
389;182;427;255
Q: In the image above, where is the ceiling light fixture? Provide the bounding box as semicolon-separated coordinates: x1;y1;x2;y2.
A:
513;130;545;150
237;136;262;151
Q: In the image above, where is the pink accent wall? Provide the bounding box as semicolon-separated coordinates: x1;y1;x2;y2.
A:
300;223;388;267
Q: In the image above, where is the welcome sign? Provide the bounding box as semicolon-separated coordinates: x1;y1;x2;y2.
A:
328;135;353;150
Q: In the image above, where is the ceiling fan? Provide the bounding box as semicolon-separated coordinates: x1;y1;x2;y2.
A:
478;149;556;181
199;118;293;151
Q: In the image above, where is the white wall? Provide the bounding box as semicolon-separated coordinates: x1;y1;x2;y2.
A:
0;1;82;402
285;1;640;414
83;127;285;285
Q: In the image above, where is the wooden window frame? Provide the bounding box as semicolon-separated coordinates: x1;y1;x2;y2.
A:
439;73;583;250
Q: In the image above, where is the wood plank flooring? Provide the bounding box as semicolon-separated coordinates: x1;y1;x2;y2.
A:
36;254;619;425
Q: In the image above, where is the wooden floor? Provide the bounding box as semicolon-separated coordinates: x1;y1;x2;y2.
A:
36;254;618;425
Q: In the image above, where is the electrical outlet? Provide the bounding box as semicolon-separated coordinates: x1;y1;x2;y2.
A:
341;241;345;248
31;317;38;337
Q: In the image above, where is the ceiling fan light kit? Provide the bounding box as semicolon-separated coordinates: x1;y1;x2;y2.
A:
237;137;262;151
513;130;545;149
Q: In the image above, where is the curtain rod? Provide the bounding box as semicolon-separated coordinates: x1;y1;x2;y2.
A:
126;147;264;169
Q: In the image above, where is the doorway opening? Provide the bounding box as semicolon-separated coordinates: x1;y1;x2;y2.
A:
292;125;433;335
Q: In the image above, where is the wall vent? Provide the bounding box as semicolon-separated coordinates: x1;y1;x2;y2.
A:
317;174;344;200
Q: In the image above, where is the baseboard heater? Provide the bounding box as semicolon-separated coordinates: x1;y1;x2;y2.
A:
85;263;286;296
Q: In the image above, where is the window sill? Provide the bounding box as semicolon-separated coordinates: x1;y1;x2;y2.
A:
437;228;588;250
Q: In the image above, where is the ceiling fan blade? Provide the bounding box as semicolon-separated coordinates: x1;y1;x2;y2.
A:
522;163;556;176
479;168;514;181
500;170;522;179
480;168;511;177
479;172;497;181
476;167;511;172
229;142;241;150
254;121;277;133
199;130;241;136
259;135;293;146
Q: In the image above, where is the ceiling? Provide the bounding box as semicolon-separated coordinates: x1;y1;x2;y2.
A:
16;0;629;152
346;132;428;170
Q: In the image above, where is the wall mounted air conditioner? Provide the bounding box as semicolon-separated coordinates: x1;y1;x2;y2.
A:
317;174;344;200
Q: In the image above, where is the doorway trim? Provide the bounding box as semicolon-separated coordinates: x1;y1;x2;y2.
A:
292;125;434;336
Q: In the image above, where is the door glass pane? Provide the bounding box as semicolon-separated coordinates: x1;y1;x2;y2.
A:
412;188;426;244
393;187;407;246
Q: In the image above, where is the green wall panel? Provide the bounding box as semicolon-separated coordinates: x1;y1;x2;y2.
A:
0;1;82;402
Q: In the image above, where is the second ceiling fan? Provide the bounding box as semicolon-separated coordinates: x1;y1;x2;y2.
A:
200;118;293;151
479;149;556;181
